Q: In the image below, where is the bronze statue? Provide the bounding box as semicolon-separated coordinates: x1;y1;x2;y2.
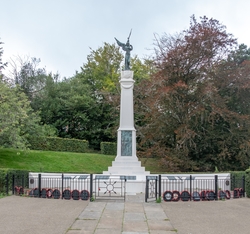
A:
115;29;133;70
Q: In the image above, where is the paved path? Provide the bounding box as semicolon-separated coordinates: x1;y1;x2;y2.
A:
67;194;175;234
0;196;88;234
161;197;250;234
1;195;250;234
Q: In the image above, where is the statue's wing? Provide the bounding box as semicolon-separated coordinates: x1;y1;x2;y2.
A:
114;37;125;47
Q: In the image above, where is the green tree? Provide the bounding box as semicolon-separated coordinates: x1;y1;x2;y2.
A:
0;42;56;149
228;43;250;65
76;43;154;149
8;56;48;101
74;43;123;148
0;80;45;149
32;73;113;149
0;40;7;72
80;42;123;94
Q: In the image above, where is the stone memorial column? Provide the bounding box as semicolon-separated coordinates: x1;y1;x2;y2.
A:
117;70;137;158
103;33;149;176
103;70;149;175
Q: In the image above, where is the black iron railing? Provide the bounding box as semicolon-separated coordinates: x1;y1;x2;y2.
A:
28;173;92;200
158;175;245;202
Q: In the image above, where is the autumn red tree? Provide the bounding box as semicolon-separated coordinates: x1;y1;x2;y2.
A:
137;16;250;172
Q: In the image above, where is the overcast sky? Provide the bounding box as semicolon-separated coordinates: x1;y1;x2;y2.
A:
1;0;250;78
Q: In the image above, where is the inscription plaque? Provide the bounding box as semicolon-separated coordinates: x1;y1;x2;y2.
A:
121;130;132;156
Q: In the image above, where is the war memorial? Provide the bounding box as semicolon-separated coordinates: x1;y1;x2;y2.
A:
28;32;233;200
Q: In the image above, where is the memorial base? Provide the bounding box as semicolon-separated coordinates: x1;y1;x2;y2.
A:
103;156;150;175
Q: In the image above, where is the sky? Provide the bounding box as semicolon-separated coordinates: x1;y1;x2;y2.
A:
1;0;250;79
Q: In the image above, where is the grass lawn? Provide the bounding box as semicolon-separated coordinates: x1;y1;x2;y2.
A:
0;148;164;174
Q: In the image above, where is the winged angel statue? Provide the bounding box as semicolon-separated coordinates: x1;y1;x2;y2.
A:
115;30;133;70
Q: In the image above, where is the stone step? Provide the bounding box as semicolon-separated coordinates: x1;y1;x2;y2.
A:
104;166;150;175
112;161;142;167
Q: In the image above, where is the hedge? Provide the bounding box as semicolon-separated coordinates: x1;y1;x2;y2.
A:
245;168;250;198
0;169;8;194
230;171;246;190
29;137;89;153
101;142;117;155
0;169;29;194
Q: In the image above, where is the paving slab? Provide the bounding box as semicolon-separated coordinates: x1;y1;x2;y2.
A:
161;197;250;234
66;193;177;233
150;231;177;234
124;212;146;221
78;211;102;220
144;209;167;220
125;203;144;212
102;210;124;219
123;221;149;232
70;219;98;230
7;193;250;234
125;193;145;203
66;230;82;234
147;220;174;231
0;196;88;234
94;228;121;234
97;217;122;229
122;232;148;234
105;202;124;210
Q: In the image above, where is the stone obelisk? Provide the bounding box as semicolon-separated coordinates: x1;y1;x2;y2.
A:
103;32;149;175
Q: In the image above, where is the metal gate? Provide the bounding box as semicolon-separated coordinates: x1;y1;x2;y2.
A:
93;175;126;201
145;175;160;202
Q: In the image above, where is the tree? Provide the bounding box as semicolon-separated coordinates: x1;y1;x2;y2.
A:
228;43;250;65
7;56;48;101
31;72;113;149
0;40;7;72
0;41;55;149
75;43;155;149
0;80;47;149
137;16;250;171
80;42;123;94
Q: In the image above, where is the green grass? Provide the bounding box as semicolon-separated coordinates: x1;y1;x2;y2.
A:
0;148;164;173
0;193;6;199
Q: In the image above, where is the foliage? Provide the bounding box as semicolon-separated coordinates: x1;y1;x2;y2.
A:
80;42;123;93
0;168;29;194
100;142;117;155
32;73;114;149
0;169;7;193
0;40;7;71
245;168;250;198
228;44;250;65
76;43;124;148
29;136;89;153
6;43;155;151
137;15;250;172
0;42;53;149
0;80;47;149
156;196;162;203
7;56;48;101
230;171;246;179
230;171;246;190
76;43;155;149
28;45;123;149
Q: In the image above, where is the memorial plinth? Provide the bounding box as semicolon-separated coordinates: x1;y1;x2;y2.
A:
103;70;149;176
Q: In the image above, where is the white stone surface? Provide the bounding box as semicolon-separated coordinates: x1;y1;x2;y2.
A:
104;70;149;176
29;173;231;195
